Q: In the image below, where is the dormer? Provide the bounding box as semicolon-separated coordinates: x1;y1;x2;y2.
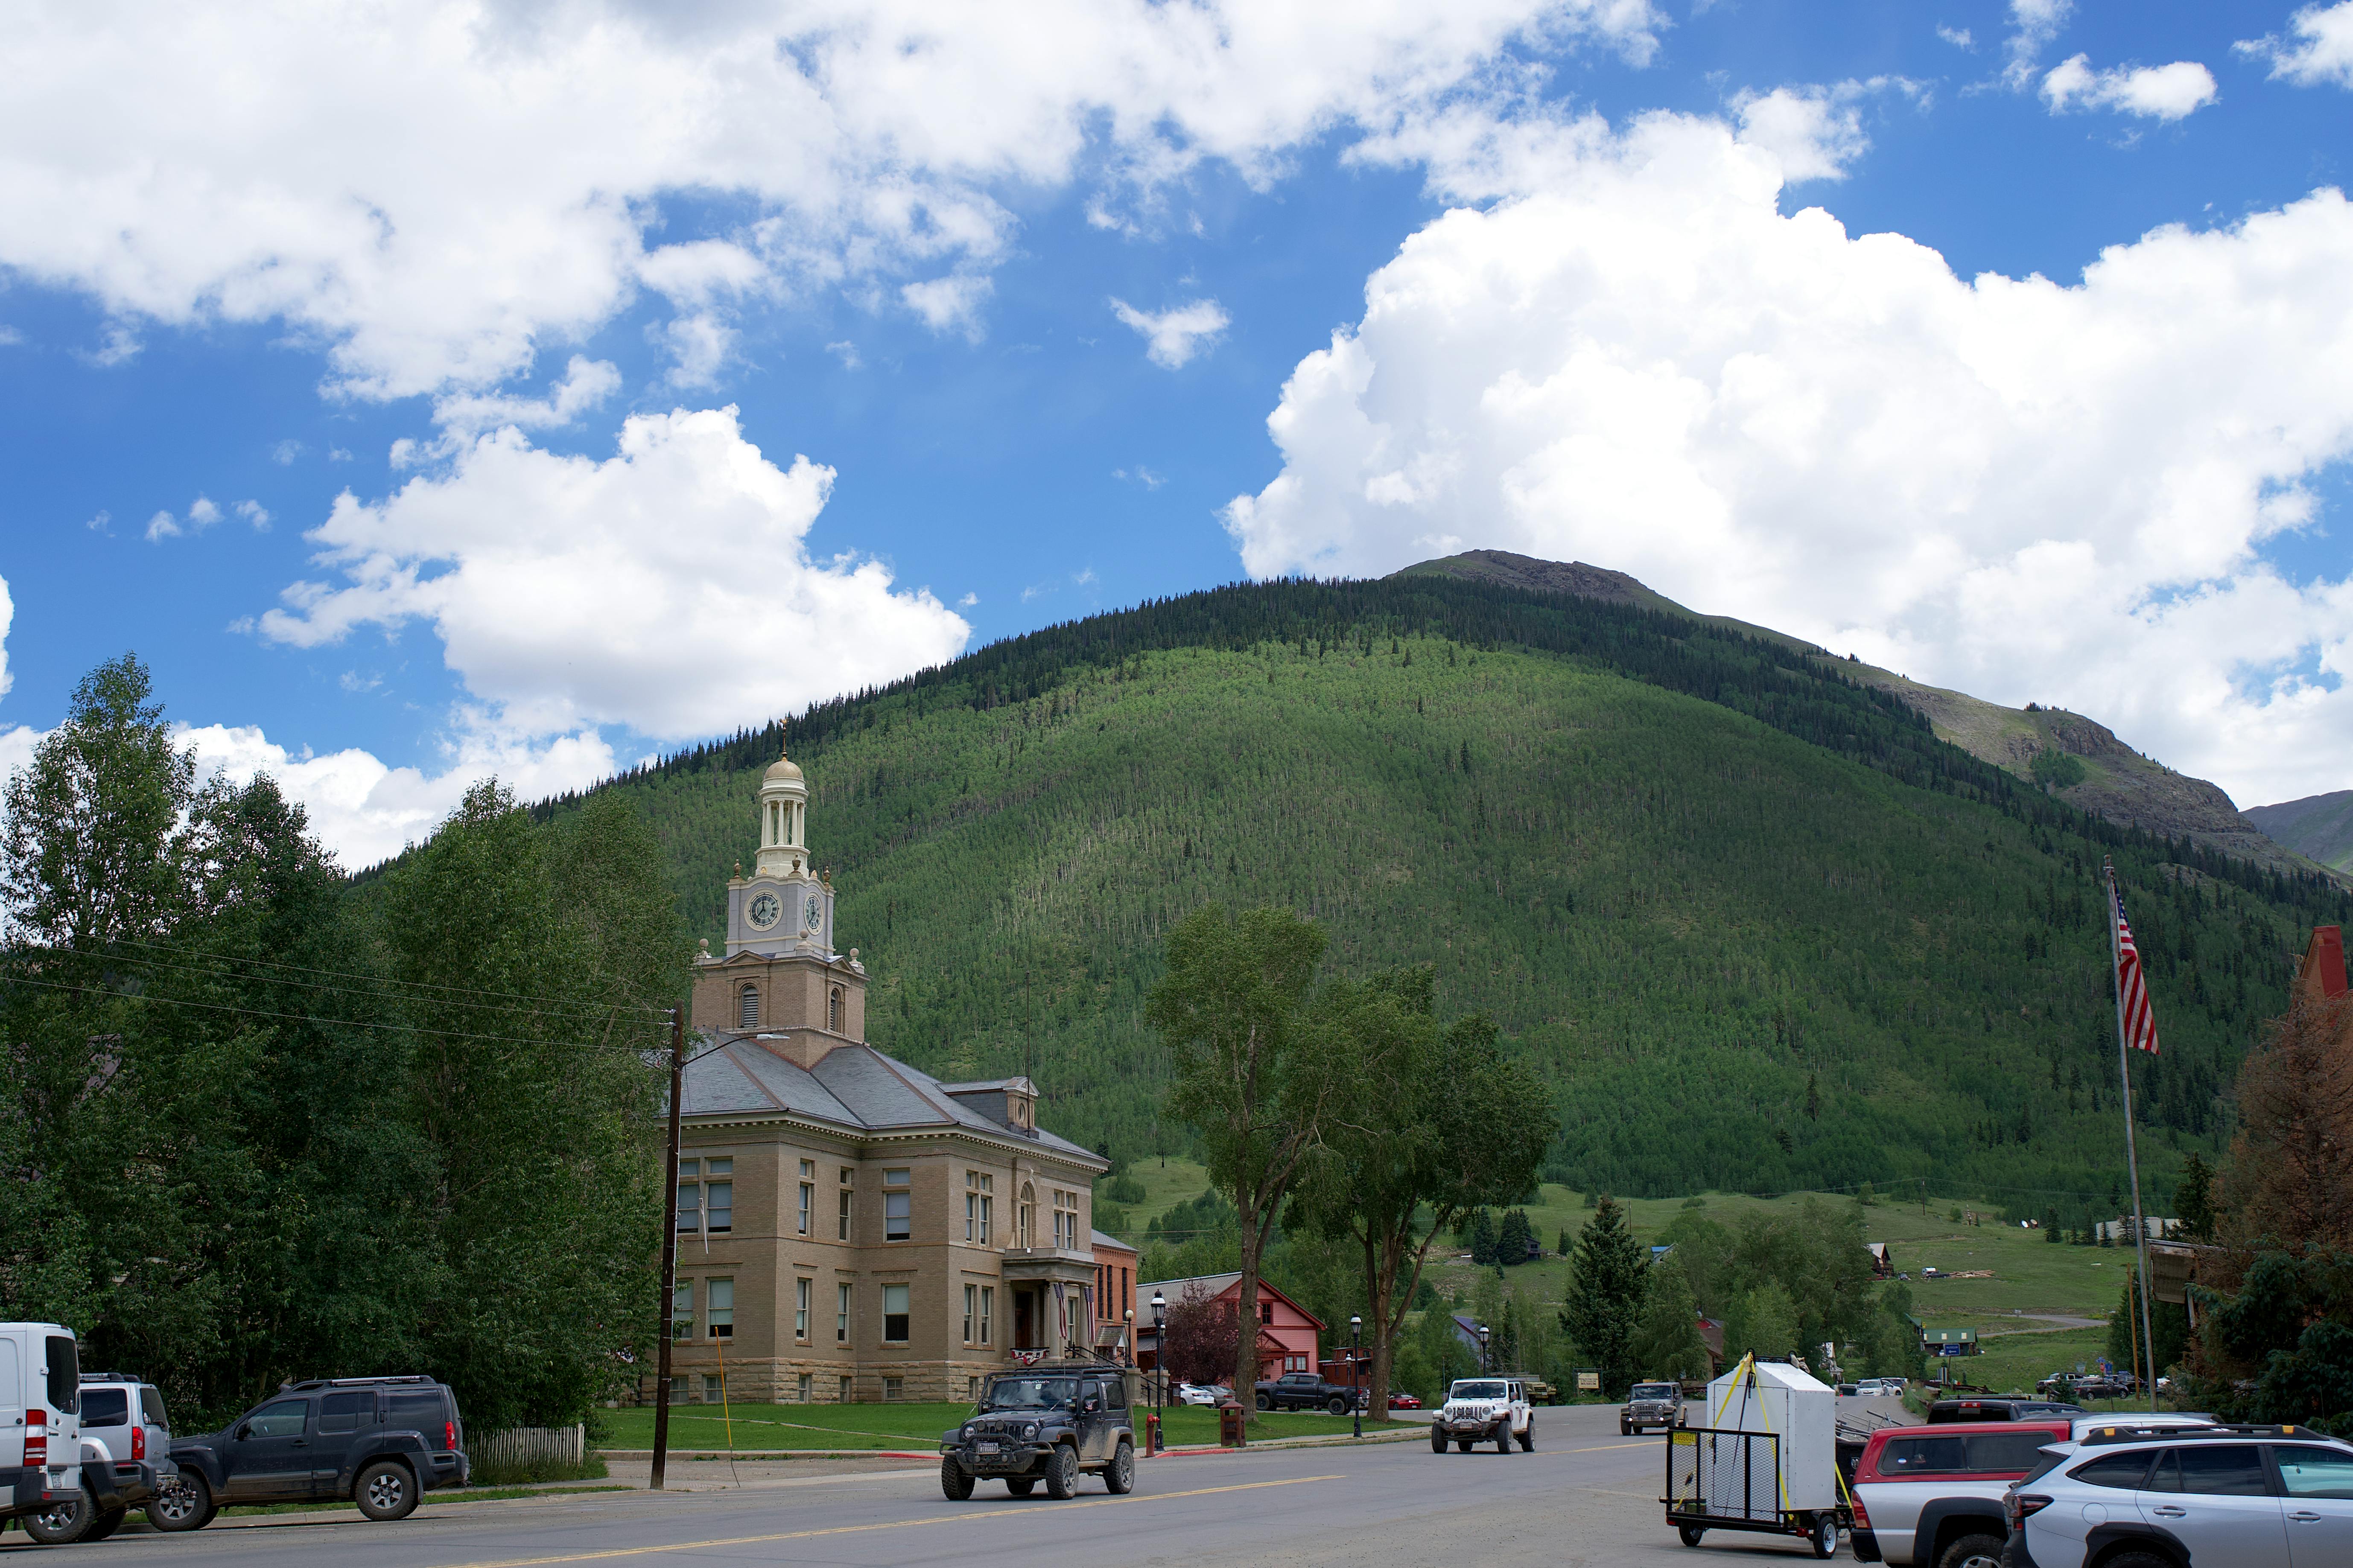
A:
943;1076;1039;1137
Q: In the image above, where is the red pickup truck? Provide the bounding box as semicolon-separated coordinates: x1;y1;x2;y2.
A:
1849;1419;2071;1568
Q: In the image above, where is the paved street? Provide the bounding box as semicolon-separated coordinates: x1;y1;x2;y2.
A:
1;1402;1903;1567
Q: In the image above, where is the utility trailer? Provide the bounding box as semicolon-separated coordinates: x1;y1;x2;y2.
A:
1662;1357;1850;1559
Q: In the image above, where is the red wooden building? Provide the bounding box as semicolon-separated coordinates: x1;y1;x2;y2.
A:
1133;1272;1325;1383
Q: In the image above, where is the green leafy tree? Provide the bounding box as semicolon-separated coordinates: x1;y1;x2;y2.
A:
1149;904;1340;1412
1728;1280;1801;1364
1632;1262;1712;1381
1562;1194;1648;1396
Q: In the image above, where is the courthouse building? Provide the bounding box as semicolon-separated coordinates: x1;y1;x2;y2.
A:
651;743;1108;1404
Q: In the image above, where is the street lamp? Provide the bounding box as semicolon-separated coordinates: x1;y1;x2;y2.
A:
1349;1314;1363;1439
1124;1308;1134;1368
1477;1325;1491;1374
1150;1291;1168;1413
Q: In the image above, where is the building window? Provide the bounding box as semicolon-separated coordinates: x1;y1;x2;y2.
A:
704;1373;725;1402
676;1161;701;1232
796;1373;812;1403
1052;1189;1079;1250
795;1278;811;1341
883;1376;904;1402
668;1375;689;1404
798;1182;813;1236
839;1375;854;1404
1018;1183;1035;1249
671;1280;694;1341
837;1282;851;1343
883;1283;910;1342
1261;1301;1275;1325
965;1171;994;1245
963;1283;977;1343
838;1188;852;1242
738;985;759;1029
828;986;844;1032
980;1285;994;1345
705;1160;732;1234
707;1278;733;1339
967;1376;980;1402
884;1169;911;1241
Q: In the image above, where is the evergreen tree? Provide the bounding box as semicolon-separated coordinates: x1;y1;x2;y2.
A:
2173;1151;2216;1242
1562;1194;1647;1396
1495;1208;1534;1266
1466;1208;1498;1267
1631;1263;1711;1380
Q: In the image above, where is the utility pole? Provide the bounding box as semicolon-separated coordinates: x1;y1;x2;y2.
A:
651;1006;684;1490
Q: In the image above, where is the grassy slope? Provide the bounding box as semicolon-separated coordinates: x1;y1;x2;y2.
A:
565;579;2345;1211
2246;790;2353;874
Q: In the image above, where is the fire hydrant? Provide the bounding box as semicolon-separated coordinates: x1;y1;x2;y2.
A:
1144;1412;1162;1455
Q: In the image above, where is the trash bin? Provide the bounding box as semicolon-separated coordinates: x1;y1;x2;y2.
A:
1219;1402;1246;1448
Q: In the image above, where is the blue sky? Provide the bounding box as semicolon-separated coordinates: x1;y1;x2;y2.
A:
3;1;2352;862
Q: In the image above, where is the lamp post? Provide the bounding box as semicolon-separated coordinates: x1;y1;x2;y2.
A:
1477;1325;1491;1375
1150;1291;1167;1413
1349;1314;1363;1439
1124;1308;1134;1367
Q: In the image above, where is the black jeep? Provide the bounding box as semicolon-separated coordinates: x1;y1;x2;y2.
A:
940;1364;1136;1501
157;1375;470;1529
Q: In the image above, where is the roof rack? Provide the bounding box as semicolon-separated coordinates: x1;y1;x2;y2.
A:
79;1371;142;1383
277;1375;435;1391
2073;1422;2326;1446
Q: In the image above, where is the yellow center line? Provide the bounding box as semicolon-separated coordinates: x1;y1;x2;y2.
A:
437;1474;1344;1568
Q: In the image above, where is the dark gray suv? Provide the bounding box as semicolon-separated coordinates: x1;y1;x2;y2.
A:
940;1365;1136;1501
159;1376;469;1529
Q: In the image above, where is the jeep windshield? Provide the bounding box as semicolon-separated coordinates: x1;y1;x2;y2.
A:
1629;1384;1677;1402
1450;1381;1507;1401
980;1376;1078;1411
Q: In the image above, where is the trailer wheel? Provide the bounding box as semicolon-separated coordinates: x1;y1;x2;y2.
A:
1808;1513;1839;1559
1678;1525;1705;1548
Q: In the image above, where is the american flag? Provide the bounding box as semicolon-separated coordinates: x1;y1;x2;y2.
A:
2112;883;2160;1055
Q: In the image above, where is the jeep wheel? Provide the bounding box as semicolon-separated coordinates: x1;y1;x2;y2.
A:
1678;1525;1705;1548
1620;1421;1632;1435
1937;1532;2005;1568
24;1495;91;1544
1518;1421;1534;1452
1430;1428;1447;1453
1327;1395;1349;1416
1105;1440;1135;1495
1495;1431;1511;1454
355;1460;419;1522
1006;1478;1035;1496
940;1458;974;1501
1255;1393;1271;1412
148;1472;215;1533
1044;1443;1080;1501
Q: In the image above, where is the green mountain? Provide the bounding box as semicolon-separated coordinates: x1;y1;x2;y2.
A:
2246;790;2353;875
536;569;2349;1215
1408;551;2335;882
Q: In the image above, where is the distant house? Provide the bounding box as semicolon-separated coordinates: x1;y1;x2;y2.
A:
1091;1230;1138;1358
1451;1313;1486;1359
1867;1242;1895;1279
1921;1326;1978;1357
1697;1316;1726;1370
1134;1273;1324;1383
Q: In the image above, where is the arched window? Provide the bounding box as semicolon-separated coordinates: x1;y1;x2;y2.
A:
738;985;760;1030
1018;1183;1035;1249
828;986;844;1032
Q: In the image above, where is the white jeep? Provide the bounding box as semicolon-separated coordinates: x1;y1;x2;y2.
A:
1430;1377;1533;1454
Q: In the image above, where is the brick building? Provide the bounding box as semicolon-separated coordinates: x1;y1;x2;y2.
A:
652;743;1106;1405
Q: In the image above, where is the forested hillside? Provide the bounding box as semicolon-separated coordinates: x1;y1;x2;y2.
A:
2247;790;2353;874
537;575;2350;1218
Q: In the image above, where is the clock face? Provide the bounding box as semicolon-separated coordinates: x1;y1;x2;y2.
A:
805;892;824;932
747;892;781;930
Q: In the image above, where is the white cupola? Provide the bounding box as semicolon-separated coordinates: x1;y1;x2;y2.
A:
753;741;810;878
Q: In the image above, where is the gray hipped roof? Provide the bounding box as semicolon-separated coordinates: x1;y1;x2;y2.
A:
676;1029;1101;1163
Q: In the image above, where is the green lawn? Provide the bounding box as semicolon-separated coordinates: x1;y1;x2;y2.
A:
603;1400;1403;1451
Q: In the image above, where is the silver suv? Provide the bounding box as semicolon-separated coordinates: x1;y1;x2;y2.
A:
1622;1381;1682;1435
2004;1422;2353;1568
22;1373;179;1544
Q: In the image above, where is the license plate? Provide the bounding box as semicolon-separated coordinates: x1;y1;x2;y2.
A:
977;1442;1000;1455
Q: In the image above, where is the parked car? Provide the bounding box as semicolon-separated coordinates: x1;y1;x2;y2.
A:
1431;1377;1533;1454
1174;1382;1228;1407
1253;1371;1365;1415
161;1375;468;1530
1384;1391;1422;1410
1925;1396;2084;1424
940;1364;1134;1501
1846;1418;2072;1567
1;1323;85;1533
1855;1379;1894;1397
2004;1420;2353;1568
21;1372;180;1544
1621;1380;1683;1435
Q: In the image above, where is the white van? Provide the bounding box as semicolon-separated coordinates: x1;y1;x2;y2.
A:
1;1323;85;1527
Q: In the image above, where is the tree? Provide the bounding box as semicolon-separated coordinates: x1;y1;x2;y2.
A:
1159;1284;1241;1386
1728;1281;1801;1364
2030;749;2086;791
2174;1151;2216;1243
1632;1262;1711;1381
2222;987;2353;1253
1150;905;1340;1413
1496;1209;1535;1267
1562;1195;1648;1396
1285;968;1550;1419
2107;1274;2188;1387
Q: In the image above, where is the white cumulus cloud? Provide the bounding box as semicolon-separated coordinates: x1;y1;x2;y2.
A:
1223;106;2353;808
0;0;1663;401
256;405;973;742
1109;297;1232;368
2002;0;2075;87
2041;55;2218;120
2237;2;2353;87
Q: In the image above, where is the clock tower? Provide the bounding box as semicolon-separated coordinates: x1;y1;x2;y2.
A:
689;740;867;1060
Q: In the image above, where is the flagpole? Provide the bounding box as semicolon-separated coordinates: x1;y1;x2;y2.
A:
2105;858;2160;1416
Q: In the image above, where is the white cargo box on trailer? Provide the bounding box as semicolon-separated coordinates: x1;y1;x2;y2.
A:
1699;1358;1836;1512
